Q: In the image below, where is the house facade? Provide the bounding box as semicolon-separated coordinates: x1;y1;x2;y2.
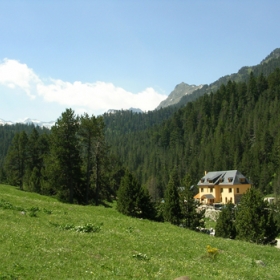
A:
195;170;251;205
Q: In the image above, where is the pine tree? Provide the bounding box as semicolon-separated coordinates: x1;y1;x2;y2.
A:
163;169;181;225
117;170;155;219
180;174;204;229
25;128;45;193
79;113;99;204
47;109;82;203
4;131;28;189
215;203;236;239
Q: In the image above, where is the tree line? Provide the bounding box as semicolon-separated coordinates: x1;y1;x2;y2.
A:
1;109;124;205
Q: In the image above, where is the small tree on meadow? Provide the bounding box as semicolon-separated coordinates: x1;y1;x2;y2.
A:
215;203;236;239
117;170;155;219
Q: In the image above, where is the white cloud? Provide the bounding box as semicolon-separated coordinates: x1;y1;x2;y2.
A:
0;59;167;115
0;59;40;99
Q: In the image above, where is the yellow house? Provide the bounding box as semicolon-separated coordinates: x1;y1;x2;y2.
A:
195;170;251;205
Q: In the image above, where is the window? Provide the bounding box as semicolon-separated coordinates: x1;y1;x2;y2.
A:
230;197;232;202
225;197;228;203
237;188;239;193
239;178;246;183
220;188;223;193
201;178;205;183
228;177;233;182
210;188;213;193
219;178;224;183
201;188;204;192
229;188;232;193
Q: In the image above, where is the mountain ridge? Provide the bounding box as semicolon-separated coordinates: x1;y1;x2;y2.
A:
174;48;280;108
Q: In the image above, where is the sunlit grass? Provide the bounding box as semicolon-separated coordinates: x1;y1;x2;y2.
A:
1;184;280;279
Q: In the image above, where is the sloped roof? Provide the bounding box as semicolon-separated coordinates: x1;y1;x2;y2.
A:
201;194;215;199
194;193;201;199
197;170;250;186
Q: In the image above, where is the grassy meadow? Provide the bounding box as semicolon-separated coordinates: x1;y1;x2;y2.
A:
1;184;280;280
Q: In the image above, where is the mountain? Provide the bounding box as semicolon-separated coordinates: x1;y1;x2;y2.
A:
0;118;13;126
0;118;55;129
107;108;143;114
159;48;280;109
156;83;203;109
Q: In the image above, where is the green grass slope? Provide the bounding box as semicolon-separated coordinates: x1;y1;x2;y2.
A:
1;184;279;280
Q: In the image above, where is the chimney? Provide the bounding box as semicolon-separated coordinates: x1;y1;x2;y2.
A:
204;171;207;175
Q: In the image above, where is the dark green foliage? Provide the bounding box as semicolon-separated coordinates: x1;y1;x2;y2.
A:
215;203;236;239
180;174;204;229
117;170;155;219
4;131;28;189
46;109;82;203
163;169;181;225
78;113;110;205
235;188;278;244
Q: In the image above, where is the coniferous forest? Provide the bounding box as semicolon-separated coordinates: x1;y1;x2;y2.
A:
105;68;280;197
1;52;280;241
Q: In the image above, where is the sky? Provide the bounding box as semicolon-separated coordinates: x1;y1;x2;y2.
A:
0;0;280;122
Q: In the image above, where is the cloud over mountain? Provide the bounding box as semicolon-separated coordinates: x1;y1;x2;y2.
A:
0;59;167;117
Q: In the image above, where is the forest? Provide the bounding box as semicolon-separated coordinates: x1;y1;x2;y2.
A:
104;68;280;199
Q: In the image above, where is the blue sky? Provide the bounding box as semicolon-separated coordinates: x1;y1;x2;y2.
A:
0;0;280;122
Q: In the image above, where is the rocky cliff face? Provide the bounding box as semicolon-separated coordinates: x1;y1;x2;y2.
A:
156;83;203;109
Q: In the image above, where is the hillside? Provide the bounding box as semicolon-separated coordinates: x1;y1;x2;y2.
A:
105;67;280;196
1;184;280;280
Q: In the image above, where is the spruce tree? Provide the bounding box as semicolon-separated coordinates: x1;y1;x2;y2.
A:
215;203;236;239
47;109;82;203
180;174;204;229
163;169;181;225
117;170;155;219
4;131;28;189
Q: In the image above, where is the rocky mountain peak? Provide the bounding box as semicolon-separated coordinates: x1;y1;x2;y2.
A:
156;82;204;110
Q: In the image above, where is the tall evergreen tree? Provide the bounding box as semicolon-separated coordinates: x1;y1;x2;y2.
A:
24;128;45;193
180;174;204;229
46;109;82;203
79;113;99;204
4;131;28;189
163;169;181;225
215;203;236;239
